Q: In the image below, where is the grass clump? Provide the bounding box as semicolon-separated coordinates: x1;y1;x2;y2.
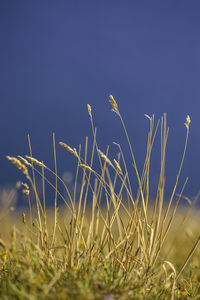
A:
1;95;200;299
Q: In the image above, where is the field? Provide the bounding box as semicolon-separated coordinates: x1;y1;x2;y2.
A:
1;96;200;299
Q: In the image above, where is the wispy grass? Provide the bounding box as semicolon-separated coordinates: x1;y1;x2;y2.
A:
1;96;200;299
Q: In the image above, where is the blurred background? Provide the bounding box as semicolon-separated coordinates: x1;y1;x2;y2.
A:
0;0;200;205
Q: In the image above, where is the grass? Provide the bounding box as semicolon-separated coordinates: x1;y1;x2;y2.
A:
1;95;200;299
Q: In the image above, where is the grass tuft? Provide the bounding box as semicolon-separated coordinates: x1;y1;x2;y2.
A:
1;96;200;299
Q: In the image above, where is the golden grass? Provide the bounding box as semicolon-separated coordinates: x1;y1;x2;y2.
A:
1;95;200;299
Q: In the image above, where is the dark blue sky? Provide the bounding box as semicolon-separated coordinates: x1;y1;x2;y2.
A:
1;1;200;202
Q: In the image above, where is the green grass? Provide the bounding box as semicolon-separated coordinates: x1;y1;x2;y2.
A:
1;95;200;299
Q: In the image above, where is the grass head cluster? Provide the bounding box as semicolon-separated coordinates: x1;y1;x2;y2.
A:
1;95;200;299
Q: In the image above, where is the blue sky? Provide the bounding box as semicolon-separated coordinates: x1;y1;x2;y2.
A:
1;1;200;203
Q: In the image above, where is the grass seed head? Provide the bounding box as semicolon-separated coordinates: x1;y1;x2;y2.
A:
79;164;94;173
6;156;29;176
17;156;32;167
22;212;26;224
87;104;92;119
11;230;16;239
25;156;46;168
22;189;30;196
98;149;113;167
109;95;119;115
22;183;30;196
113;159;122;174
22;183;29;190
184;115;191;130
59;142;79;159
